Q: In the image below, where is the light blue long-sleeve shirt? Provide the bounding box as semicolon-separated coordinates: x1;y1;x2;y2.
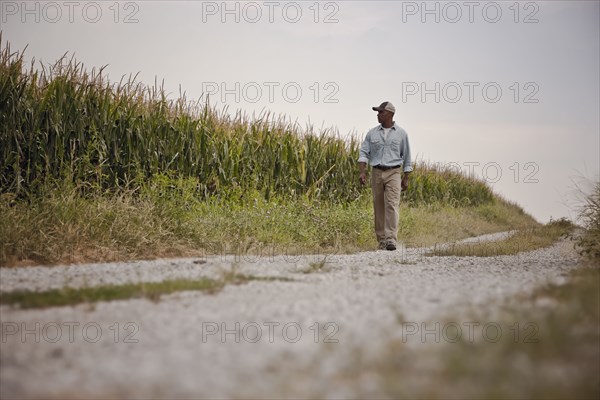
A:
358;123;413;172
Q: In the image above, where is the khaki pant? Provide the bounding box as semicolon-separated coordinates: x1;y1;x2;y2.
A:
371;168;402;244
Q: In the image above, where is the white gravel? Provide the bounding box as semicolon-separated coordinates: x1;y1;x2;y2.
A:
0;232;582;399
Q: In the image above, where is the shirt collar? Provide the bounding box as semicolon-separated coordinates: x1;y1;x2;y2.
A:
378;122;397;130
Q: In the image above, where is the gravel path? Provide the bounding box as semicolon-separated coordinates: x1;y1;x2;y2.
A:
0;232;581;399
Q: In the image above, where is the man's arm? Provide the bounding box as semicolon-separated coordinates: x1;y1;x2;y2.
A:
358;132;371;185
401;132;413;191
359;162;367;185
401;171;410;191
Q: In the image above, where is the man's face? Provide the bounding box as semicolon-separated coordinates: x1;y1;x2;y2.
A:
377;109;391;123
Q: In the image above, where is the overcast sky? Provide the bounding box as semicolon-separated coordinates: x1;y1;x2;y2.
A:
2;0;599;222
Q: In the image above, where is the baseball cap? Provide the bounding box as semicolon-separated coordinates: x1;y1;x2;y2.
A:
372;101;396;113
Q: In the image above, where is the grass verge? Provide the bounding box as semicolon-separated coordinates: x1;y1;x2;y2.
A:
0;273;289;309
399;196;539;249
426;217;574;257
576;181;600;261
0;184;539;267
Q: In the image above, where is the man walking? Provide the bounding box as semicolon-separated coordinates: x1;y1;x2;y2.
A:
358;101;413;251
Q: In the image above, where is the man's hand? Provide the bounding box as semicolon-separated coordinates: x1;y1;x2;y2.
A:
359;162;367;185
401;174;410;191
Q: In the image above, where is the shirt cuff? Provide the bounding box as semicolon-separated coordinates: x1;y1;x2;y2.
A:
357;157;369;164
403;165;413;173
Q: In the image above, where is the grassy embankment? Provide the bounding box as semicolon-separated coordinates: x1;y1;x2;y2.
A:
0;37;542;269
427;217;575;257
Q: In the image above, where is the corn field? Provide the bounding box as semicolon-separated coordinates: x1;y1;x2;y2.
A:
0;37;494;206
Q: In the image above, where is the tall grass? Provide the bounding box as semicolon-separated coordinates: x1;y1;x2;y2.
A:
577;181;600;261
0;37;494;206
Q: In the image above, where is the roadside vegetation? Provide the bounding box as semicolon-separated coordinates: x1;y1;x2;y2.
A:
0;182;539;266
427;217;575;257
576;181;600;262
0;270;291;309
1;38;540;267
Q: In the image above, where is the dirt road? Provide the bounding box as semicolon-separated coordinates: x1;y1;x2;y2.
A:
0;233;581;398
